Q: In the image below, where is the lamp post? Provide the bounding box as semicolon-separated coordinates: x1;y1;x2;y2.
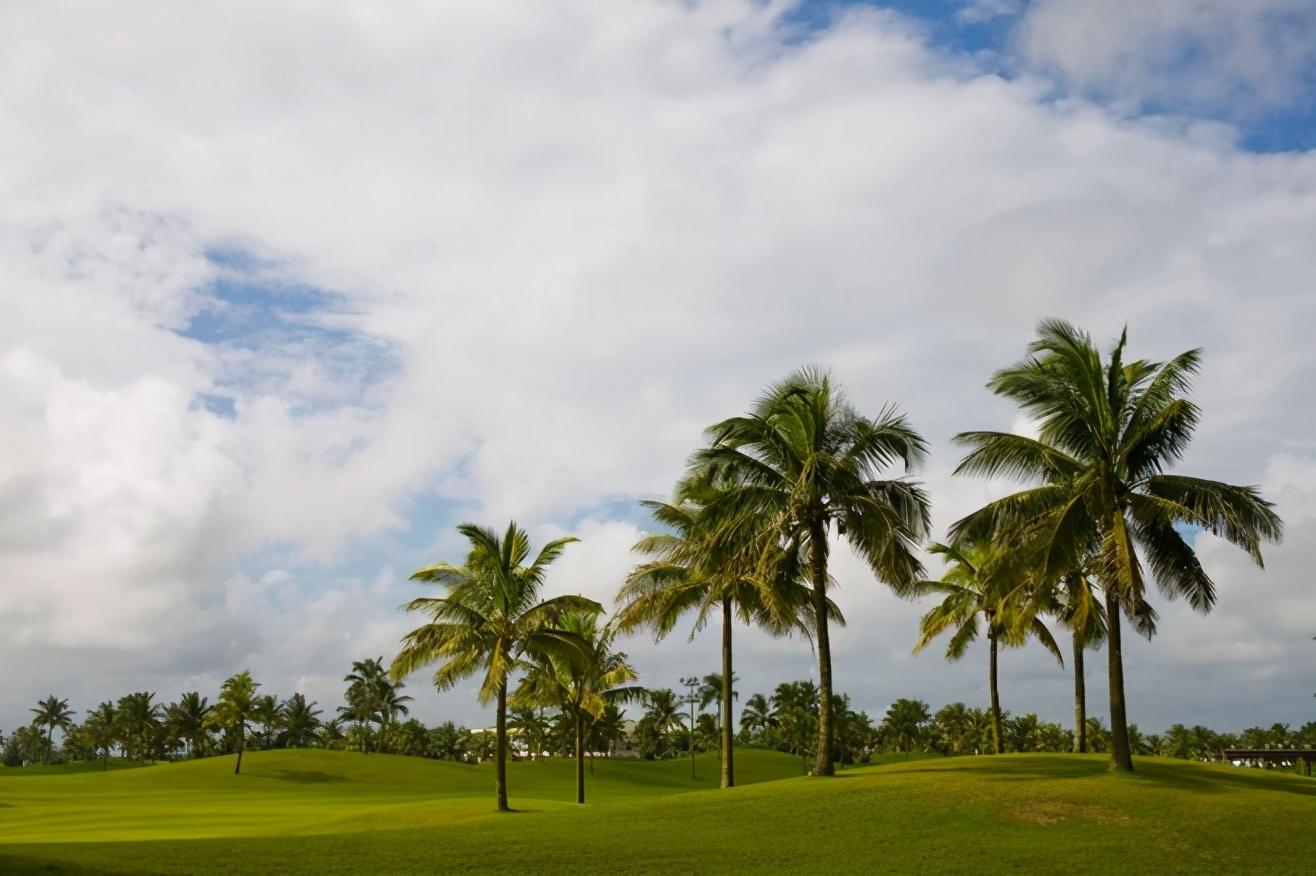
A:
680;676;700;781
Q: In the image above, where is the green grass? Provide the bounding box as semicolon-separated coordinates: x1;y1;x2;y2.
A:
2;749;1313;874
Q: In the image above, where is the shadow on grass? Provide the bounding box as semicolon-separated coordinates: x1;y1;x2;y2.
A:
877;755;1316;797
269;769;355;785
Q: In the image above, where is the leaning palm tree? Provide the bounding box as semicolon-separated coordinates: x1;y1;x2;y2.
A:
210;671;258;775
515;613;643;803
692;367;931;775
617;482;821;788
909;541;1062;754
30;696;75;760
390;521;601;811
951;320;1283;770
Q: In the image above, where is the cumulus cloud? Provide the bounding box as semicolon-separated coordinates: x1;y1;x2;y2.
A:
1;0;1313;732
1014;0;1316;116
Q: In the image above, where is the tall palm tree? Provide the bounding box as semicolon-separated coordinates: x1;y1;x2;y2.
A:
909;541;1062;754
951;320;1282;770
211;671;258;775
390;521;601;812
515;613;642;803
165;693;211;758
30;696;75;759
617;484;820;788
692;367;931;775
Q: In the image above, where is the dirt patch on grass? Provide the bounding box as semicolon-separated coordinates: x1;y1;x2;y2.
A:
1000;800;1130;826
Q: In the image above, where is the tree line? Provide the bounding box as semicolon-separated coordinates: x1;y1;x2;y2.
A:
4;321;1295;813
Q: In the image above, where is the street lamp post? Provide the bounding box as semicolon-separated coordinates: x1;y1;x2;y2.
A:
680;676;700;781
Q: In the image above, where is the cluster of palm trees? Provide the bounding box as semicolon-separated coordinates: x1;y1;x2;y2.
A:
391;320;1284;809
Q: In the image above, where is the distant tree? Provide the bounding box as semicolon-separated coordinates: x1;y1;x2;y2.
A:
115;692;163;761
281;694;322;748
211;671;259;775
739;693;774;744
165;693;211;758
30;696;75;760
508;706;549;761
84;701;117;769
770;681;820;771
641;689;686;759
391;521;600;811
879;699;931;753
251;695;284;749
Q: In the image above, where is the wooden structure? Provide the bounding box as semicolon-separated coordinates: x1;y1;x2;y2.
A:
1224;748;1315;776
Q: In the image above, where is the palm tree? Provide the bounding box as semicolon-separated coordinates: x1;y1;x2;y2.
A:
642;688;686;757
115;692;163;761
879;699;931;753
617;481;820;789
951;320;1282;770
84;701;117;769
508;706;549;760
211;671;258;775
30;696;75;759
251;695;284;750
390;521;601;811
770;681;819;770
739;693;774;744
909;541;1062;754
692;367;931;775
340;658;388;753
165;693;211;758
590;703;629;757
515;613;642;803
281;694;322;748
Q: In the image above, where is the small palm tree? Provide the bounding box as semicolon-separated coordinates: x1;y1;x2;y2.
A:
692;367;931;775
30;696;75;760
84;701;117;769
251;695;284;750
281;694;322;748
618;482;831;788
642;689;686;756
165;693;211;758
909;541;1062;754
739;693;774;743
211;671;258;775
515;613;642;803
951;320;1282;769
115;692;163;761
391;521;601;811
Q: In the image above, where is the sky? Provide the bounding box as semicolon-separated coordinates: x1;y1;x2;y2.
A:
2;0;1314;737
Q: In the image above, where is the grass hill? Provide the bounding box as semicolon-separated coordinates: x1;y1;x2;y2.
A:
2;749;1312;874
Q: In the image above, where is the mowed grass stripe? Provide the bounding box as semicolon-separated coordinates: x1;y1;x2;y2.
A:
2;751;1314;874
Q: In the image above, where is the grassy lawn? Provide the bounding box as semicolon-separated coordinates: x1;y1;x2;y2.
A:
1;749;1312;874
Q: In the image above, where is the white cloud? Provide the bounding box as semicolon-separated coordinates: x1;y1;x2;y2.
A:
1;0;1313;732
1014;0;1316;115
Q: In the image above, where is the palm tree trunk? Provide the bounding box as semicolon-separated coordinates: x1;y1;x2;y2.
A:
575;711;585;805
721;596;735;789
809;522;834;777
496;680;511;811
988;629;1003;755
1073;629;1087;753
1104;588;1134;771
234;728;244;775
